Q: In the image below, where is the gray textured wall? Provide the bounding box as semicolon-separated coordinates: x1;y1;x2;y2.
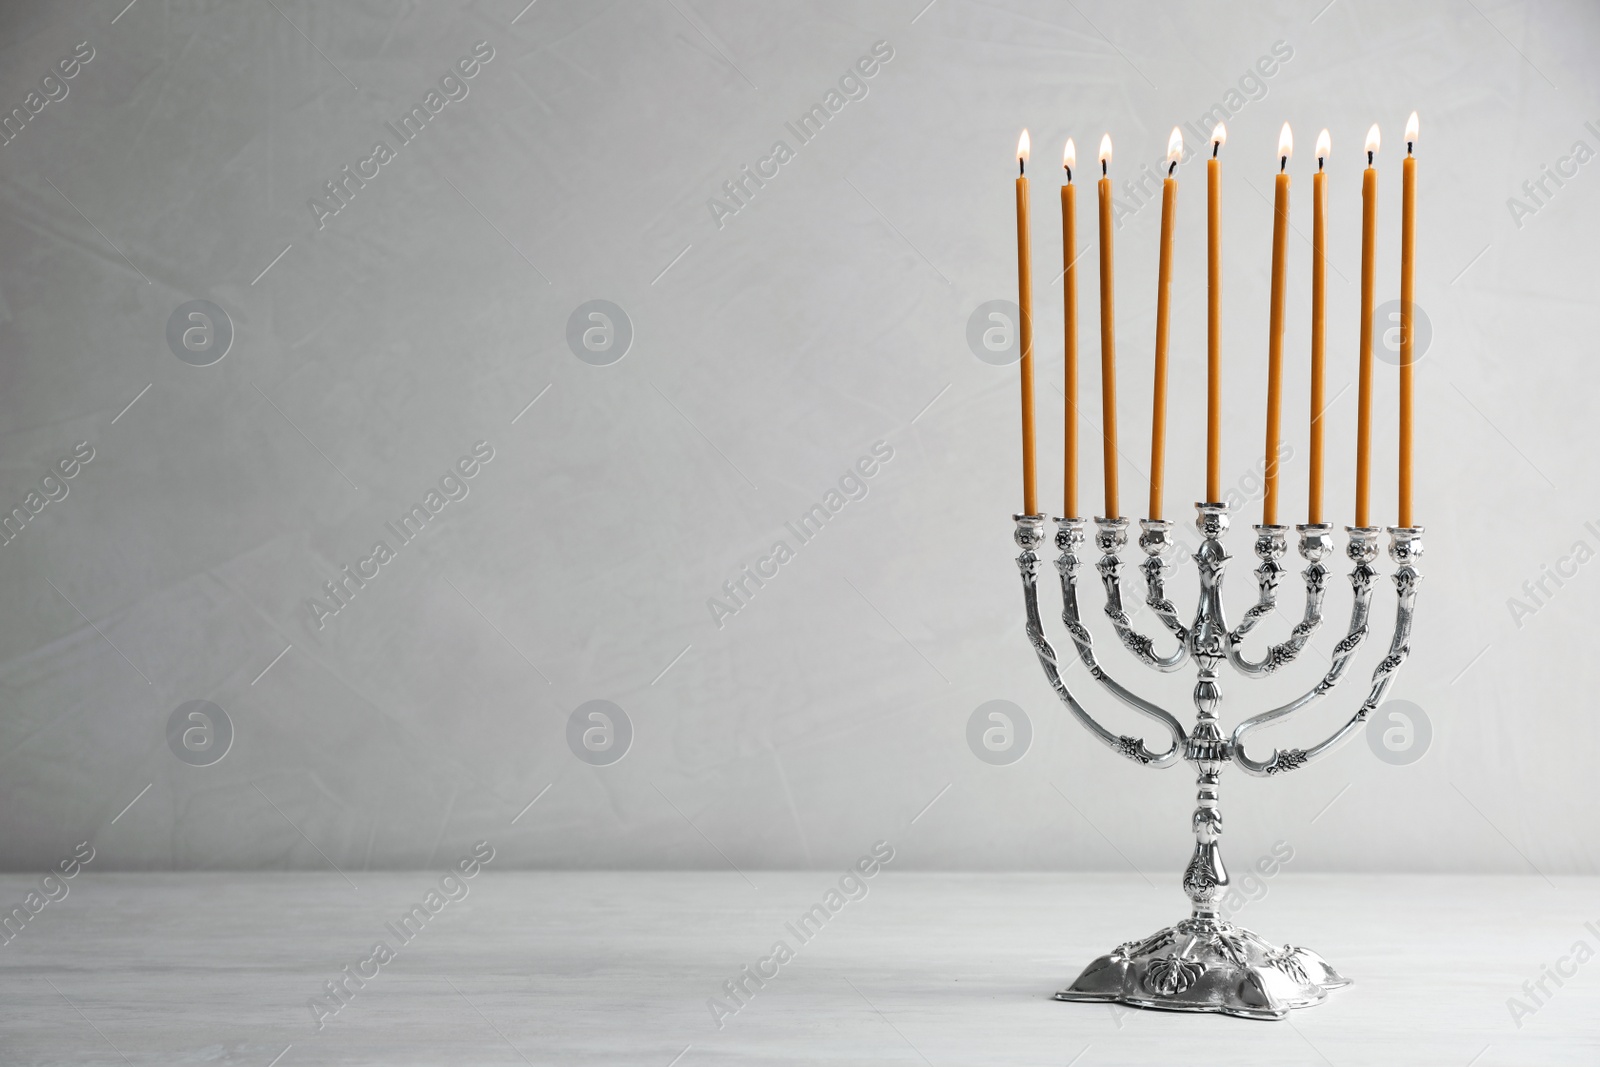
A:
0;0;1596;876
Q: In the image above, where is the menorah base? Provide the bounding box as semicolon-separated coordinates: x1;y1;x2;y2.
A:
1053;916;1350;1021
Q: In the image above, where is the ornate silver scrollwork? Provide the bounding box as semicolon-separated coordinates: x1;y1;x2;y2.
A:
1096;517;1189;672
1230;525;1404;777
1225;523;1333;676
1016;501;1425;1019
1013;515;1184;767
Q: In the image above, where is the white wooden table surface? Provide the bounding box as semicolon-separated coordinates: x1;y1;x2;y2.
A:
0;872;1593;1065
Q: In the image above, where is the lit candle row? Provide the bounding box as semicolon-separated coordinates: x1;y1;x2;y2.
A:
1012;115;1419;529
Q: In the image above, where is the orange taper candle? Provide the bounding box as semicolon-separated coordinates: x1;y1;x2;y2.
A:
1016;130;1037;516
1309;129;1329;525
1399;111;1418;528
1263;123;1292;527
1097;134;1118;519
1149;128;1181;520
1062;138;1080;518
1207;123;1225;503
1356;123;1379;528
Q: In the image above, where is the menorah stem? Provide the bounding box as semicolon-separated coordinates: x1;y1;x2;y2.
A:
1183;641;1229;920
1184;766;1227;920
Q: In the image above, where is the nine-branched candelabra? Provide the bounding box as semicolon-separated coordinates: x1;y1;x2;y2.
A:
1014;501;1422;1020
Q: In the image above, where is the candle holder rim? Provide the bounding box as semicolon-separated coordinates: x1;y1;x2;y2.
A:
1012;513;1049;522
1093;515;1131;527
1387;524;1425;536
1250;523;1292;533
1294;522;1335;532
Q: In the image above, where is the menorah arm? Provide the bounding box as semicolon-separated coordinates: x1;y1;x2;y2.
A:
1057;518;1189;758
1138;520;1192;646
1096;518;1189;673
1013;515;1185;768
1226;524;1334;677
1232;527;1422;777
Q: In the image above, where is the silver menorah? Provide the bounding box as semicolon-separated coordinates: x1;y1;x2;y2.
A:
1014;502;1422;1020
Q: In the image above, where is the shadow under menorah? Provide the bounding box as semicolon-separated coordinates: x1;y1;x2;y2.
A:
1013;502;1423;1021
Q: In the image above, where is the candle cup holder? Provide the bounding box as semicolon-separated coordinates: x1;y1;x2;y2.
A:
1014;503;1422;1020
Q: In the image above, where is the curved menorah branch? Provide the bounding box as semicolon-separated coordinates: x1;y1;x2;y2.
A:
1013;515;1185;767
1096;518;1189;673
1229;526;1380;772
1226;524;1287;648
1232;527;1422;777
1138;519;1192;646
1225;523;1335;677
1225;525;1330;677
1059;518;1189;756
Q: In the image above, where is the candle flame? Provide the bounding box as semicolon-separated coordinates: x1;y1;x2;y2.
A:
1063;137;1076;171
1405;110;1419;146
1098;133;1112;166
1315;128;1331;162
1365;123;1381;157
1166;126;1183;165
1278;122;1293;161
1211;122;1227;147
1017;129;1030;164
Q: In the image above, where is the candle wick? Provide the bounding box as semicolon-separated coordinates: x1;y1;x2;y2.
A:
1101;159;1107;177
1318;156;1324;171
1280;155;1287;173
1407;141;1413;155
1368;150;1374;166
1019;157;1025;176
1064;166;1072;182
1212;141;1219;158
1168;160;1176;177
